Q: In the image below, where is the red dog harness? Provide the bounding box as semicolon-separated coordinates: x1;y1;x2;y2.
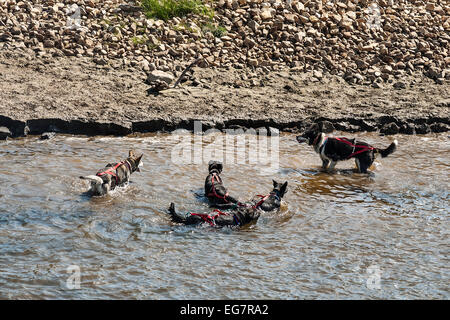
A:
191;209;240;226
207;173;230;203
334;137;375;159
252;194;270;209
96;161;131;185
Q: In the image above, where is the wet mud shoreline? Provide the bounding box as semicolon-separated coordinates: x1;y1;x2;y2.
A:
0;51;448;139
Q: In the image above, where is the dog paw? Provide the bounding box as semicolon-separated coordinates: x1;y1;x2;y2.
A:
169;202;176;214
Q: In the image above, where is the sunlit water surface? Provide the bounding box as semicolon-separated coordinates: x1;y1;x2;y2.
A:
0;132;448;299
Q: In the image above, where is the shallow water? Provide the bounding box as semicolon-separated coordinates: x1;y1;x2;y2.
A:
0;131;448;299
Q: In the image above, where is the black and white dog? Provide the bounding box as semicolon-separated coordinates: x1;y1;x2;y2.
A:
80;150;143;196
296;124;397;173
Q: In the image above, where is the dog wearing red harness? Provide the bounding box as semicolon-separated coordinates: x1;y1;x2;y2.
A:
79;150;143;196
251;180;288;212
296;123;397;173
167;179;288;228
167;203;260;228
204;160;239;207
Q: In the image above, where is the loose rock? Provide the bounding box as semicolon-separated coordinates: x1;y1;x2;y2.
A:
146;70;175;85
380;122;400;135
0;0;447;85
0;126;11;140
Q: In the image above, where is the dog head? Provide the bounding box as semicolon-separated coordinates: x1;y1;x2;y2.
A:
255;180;288;212
272;180;288;198
208;160;223;174
127;150;143;173
296;123;321;146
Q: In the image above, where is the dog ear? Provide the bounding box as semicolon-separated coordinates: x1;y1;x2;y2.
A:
129;150;135;158
272;179;278;188
280;181;288;196
309;123;320;132
208;160;215;172
135;154;143;166
208;160;223;173
134;154;143;172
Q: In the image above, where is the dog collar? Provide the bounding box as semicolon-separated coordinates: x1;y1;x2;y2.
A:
270;192;281;202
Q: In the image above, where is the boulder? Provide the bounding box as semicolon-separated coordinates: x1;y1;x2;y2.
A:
380;122;399;135
146;70;175;85
0;127;11;140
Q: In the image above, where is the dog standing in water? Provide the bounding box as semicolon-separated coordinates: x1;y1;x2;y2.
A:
80;150;143;196
296;124;397;173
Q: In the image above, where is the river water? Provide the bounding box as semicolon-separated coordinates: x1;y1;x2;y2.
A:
0;131;448;299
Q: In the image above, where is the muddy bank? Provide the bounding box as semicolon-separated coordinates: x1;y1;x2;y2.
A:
0;50;448;139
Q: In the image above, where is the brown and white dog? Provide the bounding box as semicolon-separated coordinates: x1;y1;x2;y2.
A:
296;124;397;173
80;150;143;196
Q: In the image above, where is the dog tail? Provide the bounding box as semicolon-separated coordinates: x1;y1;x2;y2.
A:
79;175;103;184
376;139;398;158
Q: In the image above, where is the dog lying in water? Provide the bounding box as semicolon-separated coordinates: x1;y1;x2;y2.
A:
205;160;239;207
168;203;261;228
296;124;397;173
167;179;288;228
79;150;143;196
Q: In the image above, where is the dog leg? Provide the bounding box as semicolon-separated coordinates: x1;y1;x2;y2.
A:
355;158;361;173
356;158;371;173
168;203;202;225
104;183;111;195
321;159;330;169
168;203;186;223
327;161;337;171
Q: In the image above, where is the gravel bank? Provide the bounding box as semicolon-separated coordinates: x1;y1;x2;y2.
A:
1;0;449;84
0;49;448;138
0;1;448;138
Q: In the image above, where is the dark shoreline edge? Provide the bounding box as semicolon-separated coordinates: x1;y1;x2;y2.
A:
0;114;449;139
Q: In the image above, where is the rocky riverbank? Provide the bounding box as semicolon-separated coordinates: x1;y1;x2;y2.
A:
0;1;449;139
1;0;449;84
0;48;448;139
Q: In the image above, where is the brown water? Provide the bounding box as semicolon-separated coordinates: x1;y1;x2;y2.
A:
0;132;448;299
